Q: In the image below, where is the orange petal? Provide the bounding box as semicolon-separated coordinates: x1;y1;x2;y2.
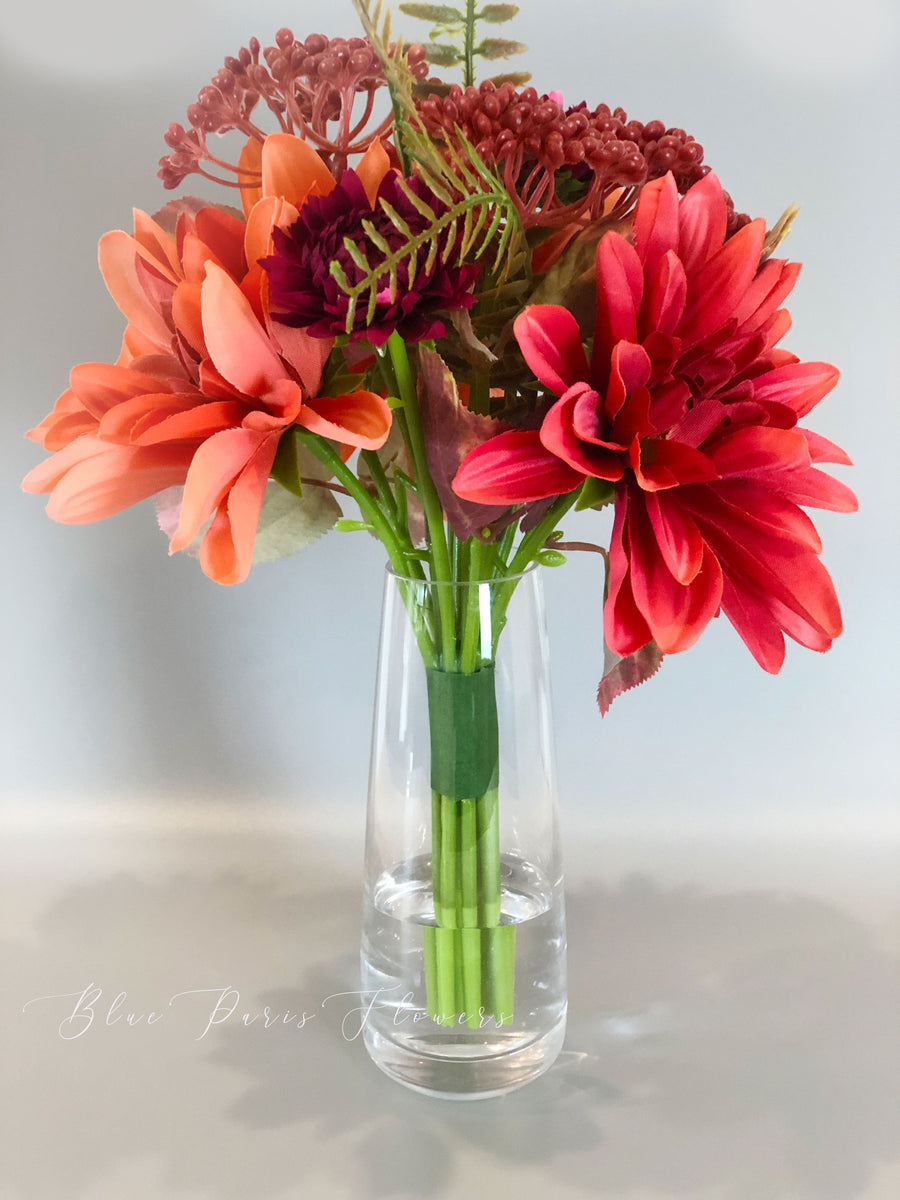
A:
132;209;181;283
170;426;275;554
69;362;174;420
24;438;194;522
172;280;206;356
261;132;336;208
200;261;287;399
99;231;173;349
238;137;264;220
269;323;332;395
198;437;278;585
355;138;391;208
300;391;392;449
245;195;300;272
27;387;96;449
194;207;247;280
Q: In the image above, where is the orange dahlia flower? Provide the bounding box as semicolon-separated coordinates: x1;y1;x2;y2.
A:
23;134;393;585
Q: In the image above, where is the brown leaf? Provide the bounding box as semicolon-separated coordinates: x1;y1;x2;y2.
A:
596;640;664;717
417;345;510;540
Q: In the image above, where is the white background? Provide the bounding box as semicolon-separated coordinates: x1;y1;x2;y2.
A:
2;0;897;823
1;4;899;1199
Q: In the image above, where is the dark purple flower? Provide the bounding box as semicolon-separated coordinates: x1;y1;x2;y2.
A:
261;168;480;346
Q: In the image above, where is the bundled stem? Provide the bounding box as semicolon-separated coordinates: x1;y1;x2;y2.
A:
303;337;577;1028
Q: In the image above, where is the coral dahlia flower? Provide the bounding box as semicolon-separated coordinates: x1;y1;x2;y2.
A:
452;172;857;672
24;174;391;585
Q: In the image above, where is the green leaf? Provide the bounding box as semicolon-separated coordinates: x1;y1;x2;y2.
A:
425;42;464;65
270;428;303;498
575;477;616;512
478;3;519;20
487;71;531;86
399;2;464;20
251;479;341;565
474;37;527;59
536;548;567;567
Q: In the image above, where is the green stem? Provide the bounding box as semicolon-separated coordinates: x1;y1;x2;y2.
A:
294;429;434;665
491;488;581;655
463;0;476;87
386;334;457;667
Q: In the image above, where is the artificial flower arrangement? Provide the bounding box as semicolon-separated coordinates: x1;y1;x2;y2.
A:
23;0;856;1075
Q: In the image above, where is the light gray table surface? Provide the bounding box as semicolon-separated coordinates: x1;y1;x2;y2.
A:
2;800;898;1200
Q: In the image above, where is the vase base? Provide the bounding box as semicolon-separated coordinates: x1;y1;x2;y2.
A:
362;1011;567;1100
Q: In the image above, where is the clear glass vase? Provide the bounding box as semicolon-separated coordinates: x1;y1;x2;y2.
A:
360;563;567;1099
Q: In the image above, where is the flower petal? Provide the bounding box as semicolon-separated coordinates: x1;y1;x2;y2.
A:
593;233;643;382
452;429;583;504
200;261;288;399
23;438;194;522
751;361;840;417
513;305;589;395
678;217;766;347
261;132;336;207
355;138;391;208
170;426;277;554
676;172;728;275
300;391;392;450
625;490;724;653
633;172;680;279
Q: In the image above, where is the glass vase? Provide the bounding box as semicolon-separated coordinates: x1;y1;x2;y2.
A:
360;563;567;1099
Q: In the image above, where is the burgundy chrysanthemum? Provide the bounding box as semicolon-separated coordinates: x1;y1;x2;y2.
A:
261;169;481;346
416;82;749;234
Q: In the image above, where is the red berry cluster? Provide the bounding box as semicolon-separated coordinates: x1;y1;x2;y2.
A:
159;31;427;190
416;82;746;231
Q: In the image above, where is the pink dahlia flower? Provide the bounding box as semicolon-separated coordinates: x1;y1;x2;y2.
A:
453;172;857;672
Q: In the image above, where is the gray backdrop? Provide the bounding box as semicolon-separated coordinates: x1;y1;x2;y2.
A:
2;0;897;825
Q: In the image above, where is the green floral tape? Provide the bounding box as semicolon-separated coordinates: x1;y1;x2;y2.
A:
425;665;500;800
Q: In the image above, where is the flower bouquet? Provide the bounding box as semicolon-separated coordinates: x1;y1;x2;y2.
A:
23;0;856;1097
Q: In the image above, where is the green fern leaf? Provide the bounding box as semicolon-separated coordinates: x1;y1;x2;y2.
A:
399;3;464;20
478;4;520;21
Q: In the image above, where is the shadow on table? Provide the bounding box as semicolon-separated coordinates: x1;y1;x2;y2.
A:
4;863;899;1199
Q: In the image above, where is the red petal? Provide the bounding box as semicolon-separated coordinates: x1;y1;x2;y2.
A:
633;173;680;279
799;428;853;466
676;172;728;275
604;493;653;656
718;575;786;673
678;217;766;347
625;491;723;653
732;259;801;334
644;250;687;338
644;491;704;584
541;394;626;479
751;361;839;417
593;233;644;383
513;305;589;395
452;430;583;504
632;437;718;491
706;425;810;479
683;490;843;639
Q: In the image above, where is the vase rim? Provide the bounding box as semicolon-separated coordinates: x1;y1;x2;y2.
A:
386;561;540;586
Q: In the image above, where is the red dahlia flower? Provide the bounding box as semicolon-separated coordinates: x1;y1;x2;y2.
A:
452;172;857;672
261;168;481;346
